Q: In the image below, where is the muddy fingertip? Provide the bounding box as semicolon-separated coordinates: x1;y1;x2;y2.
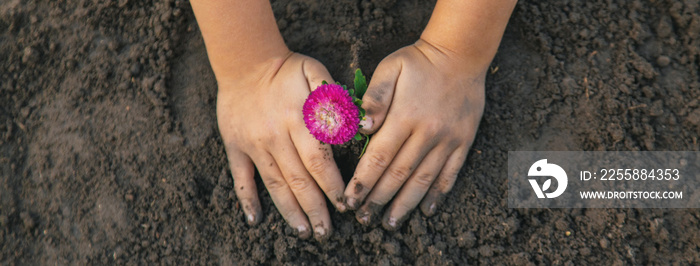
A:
355;208;372;226
420;193;443;217
355;202;382;226
296;224;312;239
345;181;365;210
313;224;332;242
382;216;400;231
246;213;259;226
345;197;359;210
243;203;263;226
421;203;435;217
335;195;347;213
358;116;374;134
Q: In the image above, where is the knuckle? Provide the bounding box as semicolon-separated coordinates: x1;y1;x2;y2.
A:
235;141;254;153
363;85;391;114
224;138;251;156
304;57;323;68
434;175;455;193
445;164;462;180
304;60;329;83
265;176;287;191
261;134;279;149
386;165;412;186
305;154;328;175
447;138;464;149
286;173;312;192
367;152;391;171
304;207;324;220
422;120;445;139
376;55;399;70
360;96;379;111
413;172;435;188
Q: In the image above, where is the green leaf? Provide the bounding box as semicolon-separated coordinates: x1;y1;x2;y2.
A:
354;133;362;141
349;89;355;96
353;99;363;106
321;80;328;85
342;85;348;90
359;108;366;117
354;69;368;99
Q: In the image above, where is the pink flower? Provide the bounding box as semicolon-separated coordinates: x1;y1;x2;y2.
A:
303;84;360;144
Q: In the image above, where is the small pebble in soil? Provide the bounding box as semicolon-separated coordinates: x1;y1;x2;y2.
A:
22;47;39;64
65;59;76;69
656;55;671;67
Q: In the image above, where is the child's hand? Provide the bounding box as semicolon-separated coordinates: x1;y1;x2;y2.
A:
344;39;486;230
217;52;346;241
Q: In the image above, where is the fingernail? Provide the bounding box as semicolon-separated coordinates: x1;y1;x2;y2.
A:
429;203;436;213
346;198;357;209
247;214;255;224
357;211;371;226
360;215;369;225
297;225;310;239
387;217;397;228
337;202;347;212
314;226;326;237
359;117;373;131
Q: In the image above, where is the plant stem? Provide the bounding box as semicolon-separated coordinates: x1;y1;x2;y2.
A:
359;134;370;158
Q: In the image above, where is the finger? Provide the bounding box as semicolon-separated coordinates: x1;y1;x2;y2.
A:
303;58;335;91
226;147;262;225
344;122;410;210
291;126;347;212
297;57;347;211
272;138;333;241
381;145;453;230
252;152;312;239
420;147;468;217
358;57;401;134
355;134;436;226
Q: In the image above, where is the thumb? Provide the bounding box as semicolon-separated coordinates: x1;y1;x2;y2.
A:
359;58;401;134
302;57;335;91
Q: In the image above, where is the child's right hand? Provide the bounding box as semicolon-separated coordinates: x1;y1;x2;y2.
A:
216;52;346;241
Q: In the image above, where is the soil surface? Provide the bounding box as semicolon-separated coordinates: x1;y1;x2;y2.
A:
2;0;700;264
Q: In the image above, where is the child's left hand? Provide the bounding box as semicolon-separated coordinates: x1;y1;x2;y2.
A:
344;39;487;230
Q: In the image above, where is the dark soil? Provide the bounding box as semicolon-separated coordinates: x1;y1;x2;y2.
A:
2;0;700;264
